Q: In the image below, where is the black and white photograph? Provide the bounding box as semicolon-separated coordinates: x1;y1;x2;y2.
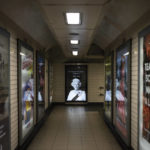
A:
65;65;87;102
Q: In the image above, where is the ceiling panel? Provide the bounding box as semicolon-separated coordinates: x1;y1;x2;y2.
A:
40;3;102;57
0;0;55;47
42;5;102;29
54;29;93;39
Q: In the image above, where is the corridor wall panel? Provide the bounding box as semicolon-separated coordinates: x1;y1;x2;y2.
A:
106;11;150;149
131;35;138;150
0;13;45;149
53;63;65;102
88;63;104;102
10;33;18;150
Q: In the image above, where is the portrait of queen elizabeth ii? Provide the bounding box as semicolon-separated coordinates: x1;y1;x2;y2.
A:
67;78;86;101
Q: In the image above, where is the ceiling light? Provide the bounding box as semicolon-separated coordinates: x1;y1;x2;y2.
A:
72;51;78;56
20;52;25;56
66;12;80;25
124;52;129;56
70;40;79;45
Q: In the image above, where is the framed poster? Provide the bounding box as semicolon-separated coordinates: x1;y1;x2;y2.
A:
115;40;131;146
17;40;34;145
139;26;150;150
36;52;45;122
0;27;10;150
104;54;113;123
65;64;87;102
48;62;53;106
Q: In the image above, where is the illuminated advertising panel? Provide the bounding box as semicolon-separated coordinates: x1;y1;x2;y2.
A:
115;40;131;146
65;65;87;102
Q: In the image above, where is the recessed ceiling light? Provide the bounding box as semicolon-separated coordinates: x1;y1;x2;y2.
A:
66;12;80;25
20;52;25;56
124;52;129;56
72;51;78;56
70;40;79;45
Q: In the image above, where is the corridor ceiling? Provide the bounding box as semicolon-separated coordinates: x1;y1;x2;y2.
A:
0;0;150;61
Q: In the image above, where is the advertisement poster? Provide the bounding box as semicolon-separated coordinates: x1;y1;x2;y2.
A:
115;40;131;145
65;65;87;102
48;63;53;105
37;53;45;121
139;27;150;150
104;55;112;122
0;28;10;150
18;40;34;142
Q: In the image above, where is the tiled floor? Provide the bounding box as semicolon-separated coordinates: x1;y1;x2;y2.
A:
27;105;122;150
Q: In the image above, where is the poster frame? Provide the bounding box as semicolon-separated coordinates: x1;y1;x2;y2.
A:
48;62;50;106
17;39;34;145
104;51;114;124
115;39;131;146
0;27;10;150
65;63;88;103
138;25;150;150
36;51;45;122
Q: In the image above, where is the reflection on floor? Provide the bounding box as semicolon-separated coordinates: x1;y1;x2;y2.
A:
27;105;122;150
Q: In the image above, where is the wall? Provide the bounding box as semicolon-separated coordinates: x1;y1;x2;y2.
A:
53;63;104;103
88;63;104;102
53;63;65;102
10;31;18;150
106;10;150;150
0;12;46;150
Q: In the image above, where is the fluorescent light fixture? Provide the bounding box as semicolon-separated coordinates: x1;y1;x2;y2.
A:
66;12;80;25
70;40;79;45
20;52;25;56
72;51;78;56
124;52;129;56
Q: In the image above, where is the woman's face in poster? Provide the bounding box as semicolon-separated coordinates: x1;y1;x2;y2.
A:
71;79;81;90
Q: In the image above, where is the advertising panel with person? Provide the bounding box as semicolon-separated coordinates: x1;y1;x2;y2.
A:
0;27;10;150
139;26;150;150
115;40;131;146
18;40;34;144
65;65;87;102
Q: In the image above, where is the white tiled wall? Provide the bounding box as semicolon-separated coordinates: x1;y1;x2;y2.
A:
131;34;138;150
88;63;104;102
53;63;65;102
10;33;18;150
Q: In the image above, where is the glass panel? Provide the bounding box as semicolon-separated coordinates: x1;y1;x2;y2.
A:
65;65;87;102
37;54;45;121
115;41;131;145
0;29;10;150
20;46;34;138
